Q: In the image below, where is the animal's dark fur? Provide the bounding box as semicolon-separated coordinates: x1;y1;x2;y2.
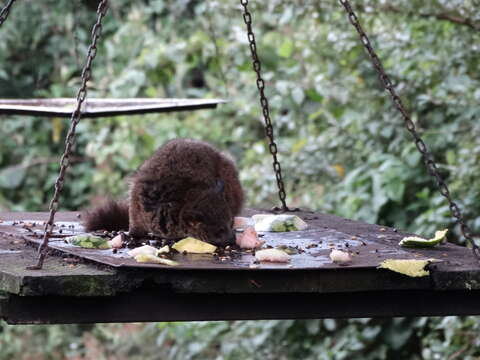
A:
83;199;129;232
83;139;244;246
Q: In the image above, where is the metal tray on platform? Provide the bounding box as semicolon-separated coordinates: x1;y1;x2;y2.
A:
0;98;225;118
0;209;442;271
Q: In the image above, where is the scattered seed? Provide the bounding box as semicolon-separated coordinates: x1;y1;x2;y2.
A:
250;279;262;288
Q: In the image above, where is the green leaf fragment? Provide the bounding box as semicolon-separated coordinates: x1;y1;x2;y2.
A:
271;222;287;232
67;235;110;249
254;215;308;232
399;229;448;248
278;39;294;58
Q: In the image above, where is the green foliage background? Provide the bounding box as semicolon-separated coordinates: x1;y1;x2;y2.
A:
1;0;479;359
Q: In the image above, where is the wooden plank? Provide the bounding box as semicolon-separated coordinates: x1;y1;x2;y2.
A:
1;210;480;323
0;98;225;118
0;231;433;297
3;290;480;324
0;233;124;297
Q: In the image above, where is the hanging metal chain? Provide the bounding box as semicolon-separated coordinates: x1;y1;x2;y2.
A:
28;0;109;270
239;0;291;212
339;0;480;261
0;0;16;27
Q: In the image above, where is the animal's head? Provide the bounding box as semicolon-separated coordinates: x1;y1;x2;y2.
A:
181;179;235;246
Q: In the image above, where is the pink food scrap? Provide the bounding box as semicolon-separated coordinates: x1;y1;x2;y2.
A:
233;216;251;230
108;234;124;249
236;226;264;249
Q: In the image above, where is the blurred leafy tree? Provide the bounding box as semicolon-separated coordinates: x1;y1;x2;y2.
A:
0;0;479;358
2;316;480;360
0;0;478;241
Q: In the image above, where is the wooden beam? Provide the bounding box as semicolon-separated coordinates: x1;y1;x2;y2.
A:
3;290;480;324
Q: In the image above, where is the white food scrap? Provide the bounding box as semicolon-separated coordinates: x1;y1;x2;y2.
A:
255;248;291;263
329;249;352;264
254;214;308;232
157;245;170;254
127;245;158;258
251;214;271;223
236;226;264;249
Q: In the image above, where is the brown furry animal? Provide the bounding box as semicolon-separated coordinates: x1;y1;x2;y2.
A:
83;139;244;246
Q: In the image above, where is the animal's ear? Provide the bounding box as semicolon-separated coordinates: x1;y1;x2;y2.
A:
214;179;224;194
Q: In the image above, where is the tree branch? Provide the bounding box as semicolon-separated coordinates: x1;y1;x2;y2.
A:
381;5;480;32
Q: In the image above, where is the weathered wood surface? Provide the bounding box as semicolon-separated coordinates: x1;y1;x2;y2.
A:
1;210;479;324
0;98;225;118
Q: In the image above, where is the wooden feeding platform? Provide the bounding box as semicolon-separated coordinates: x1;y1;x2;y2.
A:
0;98;225;118
1;210;480;324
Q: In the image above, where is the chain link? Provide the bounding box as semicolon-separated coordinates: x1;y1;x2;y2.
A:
239;0;294;212
339;0;480;261
29;0;109;270
0;0;16;27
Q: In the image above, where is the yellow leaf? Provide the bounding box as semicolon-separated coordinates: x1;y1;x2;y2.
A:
333;164;345;178
134;254;178;266
377;259;437;277
291;139;307;153
52;117;63;144
172;237;217;254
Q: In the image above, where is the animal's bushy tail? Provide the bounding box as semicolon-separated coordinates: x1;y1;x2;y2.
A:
82;199;129;232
